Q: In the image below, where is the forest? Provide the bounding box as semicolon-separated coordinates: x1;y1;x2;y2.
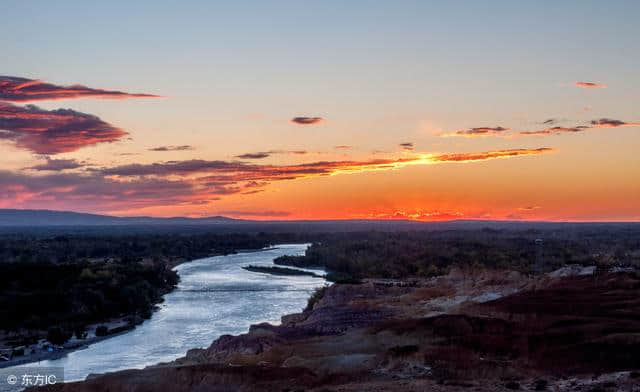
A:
0;232;287;345
274;226;640;281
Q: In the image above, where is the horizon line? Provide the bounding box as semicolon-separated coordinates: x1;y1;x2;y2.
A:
0;208;638;224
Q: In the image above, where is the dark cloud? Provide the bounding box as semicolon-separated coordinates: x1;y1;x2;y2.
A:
148;145;194;152
0;102;127;154
244;181;267;188
291;117;323;125
99;160;247;177
0;170;199;211
542;119;557;125
208;185;242;195
241;189;265;195
0;75;158;102
445;126;509;137
236;152;271;159
235;150;308;159
590;118;640;128
520;126;589;136
575;81;607;89
520;118;639;136
99;158;400;178
334;145;352;149
26;158;83;171
399;142;414;151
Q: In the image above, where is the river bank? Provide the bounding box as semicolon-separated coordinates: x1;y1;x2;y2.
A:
0;245;287;370
35;266;640;391
0;320;135;369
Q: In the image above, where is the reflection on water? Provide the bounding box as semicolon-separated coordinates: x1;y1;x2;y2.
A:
4;244;323;386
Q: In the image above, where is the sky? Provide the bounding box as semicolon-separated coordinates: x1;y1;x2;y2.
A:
1;1;639;221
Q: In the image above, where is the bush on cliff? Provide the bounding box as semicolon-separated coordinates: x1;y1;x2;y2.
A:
304;285;328;311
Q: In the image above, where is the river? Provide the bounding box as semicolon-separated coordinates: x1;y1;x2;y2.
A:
1;244;324;389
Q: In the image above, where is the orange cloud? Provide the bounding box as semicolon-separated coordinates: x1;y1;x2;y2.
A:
0;147;554;213
352;210;465;221
99;148;554;179
430;148;553;163
0;75;159;102
575;81;607;89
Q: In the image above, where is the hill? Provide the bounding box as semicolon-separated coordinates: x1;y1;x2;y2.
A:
0;209;239;226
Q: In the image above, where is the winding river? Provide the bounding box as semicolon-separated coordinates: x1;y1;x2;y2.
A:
2;244;324;388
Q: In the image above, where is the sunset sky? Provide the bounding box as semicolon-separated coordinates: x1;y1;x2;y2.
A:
1;1;639;221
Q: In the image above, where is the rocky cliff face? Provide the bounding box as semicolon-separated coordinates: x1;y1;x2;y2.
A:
33;268;640;392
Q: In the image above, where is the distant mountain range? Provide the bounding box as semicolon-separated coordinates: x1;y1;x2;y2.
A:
0;209;636;229
0;209;242;226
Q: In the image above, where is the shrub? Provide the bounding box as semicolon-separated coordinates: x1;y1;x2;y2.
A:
47;326;71;345
74;325;87;339
304;286;328;311
95;325;109;336
505;381;520;390
388;345;419;357
533;379;548;390
324;272;362;284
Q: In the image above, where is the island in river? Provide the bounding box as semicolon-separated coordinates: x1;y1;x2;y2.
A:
242;265;323;278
